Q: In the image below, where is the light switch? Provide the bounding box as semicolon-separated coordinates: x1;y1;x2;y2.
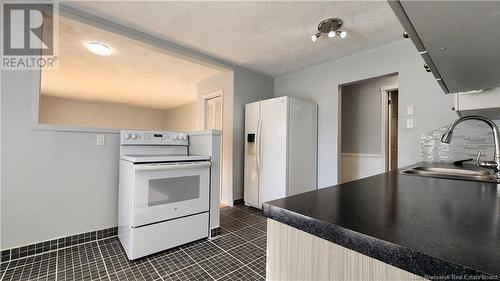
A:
406;119;414;129
96;134;106;146
406;105;414;115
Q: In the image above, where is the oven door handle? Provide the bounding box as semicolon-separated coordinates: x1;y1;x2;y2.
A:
134;161;211;171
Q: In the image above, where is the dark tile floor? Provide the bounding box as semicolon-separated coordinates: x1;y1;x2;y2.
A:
0;205;266;281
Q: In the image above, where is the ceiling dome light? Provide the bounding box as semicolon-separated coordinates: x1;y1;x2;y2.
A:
86;42;112;56
311;18;347;42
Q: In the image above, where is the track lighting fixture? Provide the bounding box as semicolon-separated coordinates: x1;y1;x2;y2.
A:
311;18;347;42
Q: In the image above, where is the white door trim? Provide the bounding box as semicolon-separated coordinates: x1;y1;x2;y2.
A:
201;90;223;130
337;86;343;184
380;84;399;172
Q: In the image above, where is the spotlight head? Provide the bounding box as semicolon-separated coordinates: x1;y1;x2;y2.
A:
311;32;321;42
340;30;347;38
328;30;336;38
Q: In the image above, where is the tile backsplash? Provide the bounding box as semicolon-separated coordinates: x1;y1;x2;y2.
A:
421;119;500;162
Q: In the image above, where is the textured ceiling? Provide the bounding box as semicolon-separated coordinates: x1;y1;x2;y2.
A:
64;1;404;77
41;14;222;110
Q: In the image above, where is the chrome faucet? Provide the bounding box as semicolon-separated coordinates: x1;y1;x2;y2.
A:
441;115;500;178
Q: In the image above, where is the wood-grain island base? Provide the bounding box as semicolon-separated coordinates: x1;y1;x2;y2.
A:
266;219;428;281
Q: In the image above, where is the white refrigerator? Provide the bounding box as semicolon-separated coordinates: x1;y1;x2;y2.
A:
244;96;318;209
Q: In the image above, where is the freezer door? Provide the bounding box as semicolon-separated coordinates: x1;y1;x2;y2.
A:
244;101;260;208
288;98;318;195
259;97;288;207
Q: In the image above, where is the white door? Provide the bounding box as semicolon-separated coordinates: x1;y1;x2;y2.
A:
258;97;288;207
205;95;222;130
244;102;260;208
132;162;211;227
204;93;223;204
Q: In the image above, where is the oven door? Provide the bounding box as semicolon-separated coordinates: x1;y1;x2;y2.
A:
132;161;210;228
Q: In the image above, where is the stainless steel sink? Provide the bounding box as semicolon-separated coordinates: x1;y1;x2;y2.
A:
401;166;500;183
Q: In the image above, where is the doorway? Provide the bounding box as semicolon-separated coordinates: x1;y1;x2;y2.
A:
339;74;399;183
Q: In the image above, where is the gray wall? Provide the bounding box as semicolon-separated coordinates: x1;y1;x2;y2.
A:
274;40;457;188
341;75;399;154
232;67;274;200
2;70;120;248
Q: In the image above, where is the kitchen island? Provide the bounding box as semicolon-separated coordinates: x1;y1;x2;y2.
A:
263;163;500;281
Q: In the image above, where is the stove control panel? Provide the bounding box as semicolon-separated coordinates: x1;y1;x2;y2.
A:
120;130;188;145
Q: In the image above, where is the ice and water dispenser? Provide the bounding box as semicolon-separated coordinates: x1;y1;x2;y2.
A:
247;133;255;156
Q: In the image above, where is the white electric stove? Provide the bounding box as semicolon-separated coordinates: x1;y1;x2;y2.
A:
118;130;212;260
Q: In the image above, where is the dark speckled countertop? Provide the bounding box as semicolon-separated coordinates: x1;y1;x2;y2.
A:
262;162;500;280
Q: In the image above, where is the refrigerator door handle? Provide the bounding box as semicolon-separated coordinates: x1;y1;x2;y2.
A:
256;117;262;174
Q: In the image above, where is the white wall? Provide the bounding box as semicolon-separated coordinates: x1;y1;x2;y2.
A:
163;102;198;132
274;40;457;188
40;96;172;130
232;67;274;200
197;72;234;205
40;96;198;132
341;155;385;183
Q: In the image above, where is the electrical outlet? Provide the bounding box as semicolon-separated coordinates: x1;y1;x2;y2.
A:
96;135;106;146
406;119;414;129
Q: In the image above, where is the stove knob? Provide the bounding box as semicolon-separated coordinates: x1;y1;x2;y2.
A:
182;136;187;141
131;134;137;140
124;134;131;140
